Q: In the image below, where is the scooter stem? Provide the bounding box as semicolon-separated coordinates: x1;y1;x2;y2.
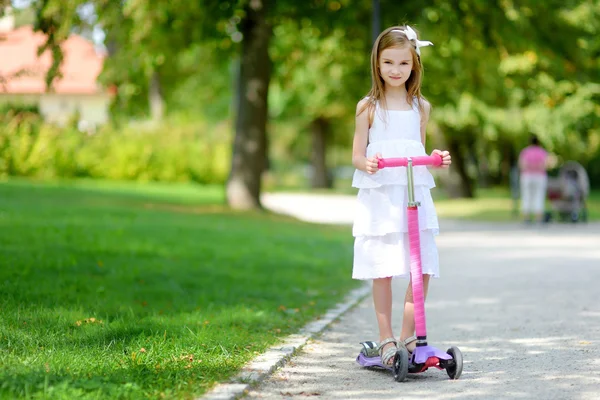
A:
406;158;427;343
407;159;419;207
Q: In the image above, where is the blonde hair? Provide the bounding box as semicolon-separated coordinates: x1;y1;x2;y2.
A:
358;25;427;121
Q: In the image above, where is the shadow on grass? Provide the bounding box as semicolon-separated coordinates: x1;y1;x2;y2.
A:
0;178;226;207
0;180;357;399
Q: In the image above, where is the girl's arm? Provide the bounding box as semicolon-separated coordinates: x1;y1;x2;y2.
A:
352;98;380;174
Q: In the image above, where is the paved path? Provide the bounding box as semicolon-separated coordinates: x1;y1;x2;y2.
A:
250;193;600;400
262;193;357;225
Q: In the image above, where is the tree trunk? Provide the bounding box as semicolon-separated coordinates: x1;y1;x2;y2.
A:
371;0;381;44
149;70;164;122
477;142;490;188
311;117;331;188
501;139;516;185
444;130;475;198
226;0;271;210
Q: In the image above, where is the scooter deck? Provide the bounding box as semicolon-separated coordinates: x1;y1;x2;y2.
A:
356;352;393;370
357;345;453;370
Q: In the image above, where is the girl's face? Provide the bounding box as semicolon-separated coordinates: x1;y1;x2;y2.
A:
378;46;413;88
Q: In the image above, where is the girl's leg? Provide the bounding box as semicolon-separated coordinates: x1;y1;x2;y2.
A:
399;274;431;352
533;175;547;222
372;277;395;364
520;175;533;222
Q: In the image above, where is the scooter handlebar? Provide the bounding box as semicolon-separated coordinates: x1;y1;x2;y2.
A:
377;154;443;169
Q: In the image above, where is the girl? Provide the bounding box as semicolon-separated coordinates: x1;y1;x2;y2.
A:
351;26;451;366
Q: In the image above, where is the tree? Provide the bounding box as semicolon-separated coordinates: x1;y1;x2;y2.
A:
26;0;373;207
410;0;600;195
98;0;205;122
226;0;373;205
226;0;271;209
269;17;369;189
26;0;600;201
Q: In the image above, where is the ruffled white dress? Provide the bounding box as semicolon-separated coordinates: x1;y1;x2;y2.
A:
352;100;440;280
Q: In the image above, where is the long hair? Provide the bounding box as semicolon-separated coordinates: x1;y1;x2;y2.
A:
358;26;427;120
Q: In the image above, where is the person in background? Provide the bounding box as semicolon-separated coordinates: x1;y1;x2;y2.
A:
518;134;549;223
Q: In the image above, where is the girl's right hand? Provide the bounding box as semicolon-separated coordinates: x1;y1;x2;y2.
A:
365;153;382;174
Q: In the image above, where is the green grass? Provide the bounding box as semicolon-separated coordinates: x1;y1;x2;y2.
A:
271;177;600;222
433;187;518;221
0;179;359;400
434;187;600;221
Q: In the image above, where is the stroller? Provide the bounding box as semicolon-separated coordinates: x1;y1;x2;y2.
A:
545;161;590;223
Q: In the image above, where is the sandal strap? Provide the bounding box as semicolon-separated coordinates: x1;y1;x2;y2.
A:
403;336;417;356
378;337;398;365
378;337;398;353
378;338;398;365
403;335;417;346
380;345;397;365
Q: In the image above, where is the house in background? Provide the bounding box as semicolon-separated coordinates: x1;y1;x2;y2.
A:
0;11;112;128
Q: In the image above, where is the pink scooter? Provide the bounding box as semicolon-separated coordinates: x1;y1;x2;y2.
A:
356;154;463;382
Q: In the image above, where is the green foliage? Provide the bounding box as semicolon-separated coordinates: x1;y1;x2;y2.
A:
22;0;600;188
269;24;361;164
415;0;600;186
166;43;234;122
12;6;37;27
434;186;600;222
0;114;230;184
32;0;86;90
0;103;41;116
0;179;358;399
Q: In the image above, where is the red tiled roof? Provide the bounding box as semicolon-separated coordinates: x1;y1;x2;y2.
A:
0;25;106;95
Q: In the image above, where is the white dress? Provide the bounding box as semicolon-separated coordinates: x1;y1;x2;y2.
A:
352;100;440;280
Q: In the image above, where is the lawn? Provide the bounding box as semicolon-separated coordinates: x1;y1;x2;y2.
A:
278;176;600;222
273;172;600;222
0;179;359;400
434;187;600;221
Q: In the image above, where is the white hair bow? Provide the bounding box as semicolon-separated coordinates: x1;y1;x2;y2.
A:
393;26;433;56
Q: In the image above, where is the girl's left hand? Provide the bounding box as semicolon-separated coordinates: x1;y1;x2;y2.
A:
431;149;451;168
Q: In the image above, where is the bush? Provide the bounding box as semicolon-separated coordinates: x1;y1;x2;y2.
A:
0;103;41;116
0;114;230;184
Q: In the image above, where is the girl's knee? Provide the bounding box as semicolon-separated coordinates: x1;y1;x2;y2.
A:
374;277;393;283
373;277;392;287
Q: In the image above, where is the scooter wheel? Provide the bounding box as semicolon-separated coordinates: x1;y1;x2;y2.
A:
393;346;409;382
445;346;463;380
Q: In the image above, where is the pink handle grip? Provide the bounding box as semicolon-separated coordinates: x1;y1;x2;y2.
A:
377;154;443;169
